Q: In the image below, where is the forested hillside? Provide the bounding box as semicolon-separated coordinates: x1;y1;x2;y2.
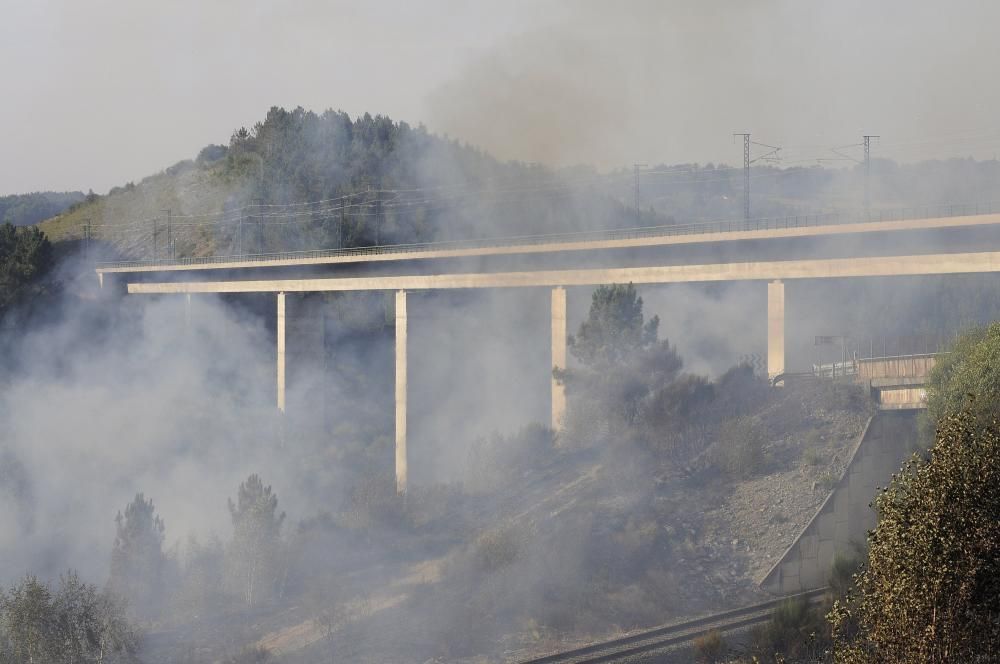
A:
38;107;650;258
0;191;85;227
39;107;1000;267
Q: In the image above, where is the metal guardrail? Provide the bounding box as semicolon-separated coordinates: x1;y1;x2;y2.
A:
519;588;828;663
95;200;1000;271
812;361;858;378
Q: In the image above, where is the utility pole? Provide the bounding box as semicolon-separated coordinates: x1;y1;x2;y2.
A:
734;133;751;221
340;196;346;248
152;217;158;260
633;163;648;223
375;186;381;245
82;218;91;257
238;213;243;255
863;135;880;219
732;133;781;222
161;209;172;259
254;198;264;254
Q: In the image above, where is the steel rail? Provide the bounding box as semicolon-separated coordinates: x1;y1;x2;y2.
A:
518;588;828;663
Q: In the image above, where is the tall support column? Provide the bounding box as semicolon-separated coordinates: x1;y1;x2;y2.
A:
767;280;785;380
395;290;408;494
551;287;567;431
277;291;286;413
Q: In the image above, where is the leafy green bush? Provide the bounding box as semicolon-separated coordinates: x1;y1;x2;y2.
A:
830;408;1000;661
924;323;1000;440
749;596;828;662
820;380;871;414
692;628;726;662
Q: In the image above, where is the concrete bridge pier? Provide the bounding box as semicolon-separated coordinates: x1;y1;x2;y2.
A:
395;290;408;494
551;287;567;431
277;291;286;413
768;280;785;379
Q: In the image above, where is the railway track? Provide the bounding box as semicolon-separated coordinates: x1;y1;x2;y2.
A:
518;588;828;663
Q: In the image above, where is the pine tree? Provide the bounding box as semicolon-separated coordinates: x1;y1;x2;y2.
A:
560;283;684;438
109;493;166;617
227;475;285;607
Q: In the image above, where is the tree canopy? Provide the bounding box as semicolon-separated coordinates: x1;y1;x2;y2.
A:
227;474;286;607
0;223;52;318
569;283;661;367
0;192;84;227
109;493;167;618
831;407;1000;662
0;572;136;663
219;106;643;251
561;283;689;441
924;323;1000;436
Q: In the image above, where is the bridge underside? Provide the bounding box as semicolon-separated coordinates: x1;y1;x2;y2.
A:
109;240;987;493
122;251;1000;294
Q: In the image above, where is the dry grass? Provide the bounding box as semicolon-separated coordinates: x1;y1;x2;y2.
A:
39;159;247;260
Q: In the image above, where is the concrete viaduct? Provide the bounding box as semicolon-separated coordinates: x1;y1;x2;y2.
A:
97;207;1000;493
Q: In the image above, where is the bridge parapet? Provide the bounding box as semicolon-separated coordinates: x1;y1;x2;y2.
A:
858;354;937;410
856;353;937;381
810;353;938;409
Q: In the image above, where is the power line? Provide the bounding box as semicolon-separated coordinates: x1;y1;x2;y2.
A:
633;163;648;221
864;135;880;218
733;134;750;220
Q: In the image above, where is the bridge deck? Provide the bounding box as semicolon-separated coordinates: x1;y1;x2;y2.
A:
97;210;1000;275
127;251;1000;294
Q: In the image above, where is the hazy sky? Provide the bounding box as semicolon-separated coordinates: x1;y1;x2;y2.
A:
4;0;1000;195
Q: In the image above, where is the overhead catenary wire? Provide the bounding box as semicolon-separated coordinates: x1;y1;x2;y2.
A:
71;129;1000;255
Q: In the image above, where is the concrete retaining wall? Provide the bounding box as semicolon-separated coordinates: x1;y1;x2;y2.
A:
760;410;918;594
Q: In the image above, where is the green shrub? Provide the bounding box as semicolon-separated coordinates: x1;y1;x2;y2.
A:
474;523;523;573
710;417;767;478
829;554;860;600
749;596;828;662
830;408;1000;661
692;628;726;662
821;380;871;414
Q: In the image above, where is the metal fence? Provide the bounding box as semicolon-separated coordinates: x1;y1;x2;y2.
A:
95;200;1000;271
812;361;859;378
